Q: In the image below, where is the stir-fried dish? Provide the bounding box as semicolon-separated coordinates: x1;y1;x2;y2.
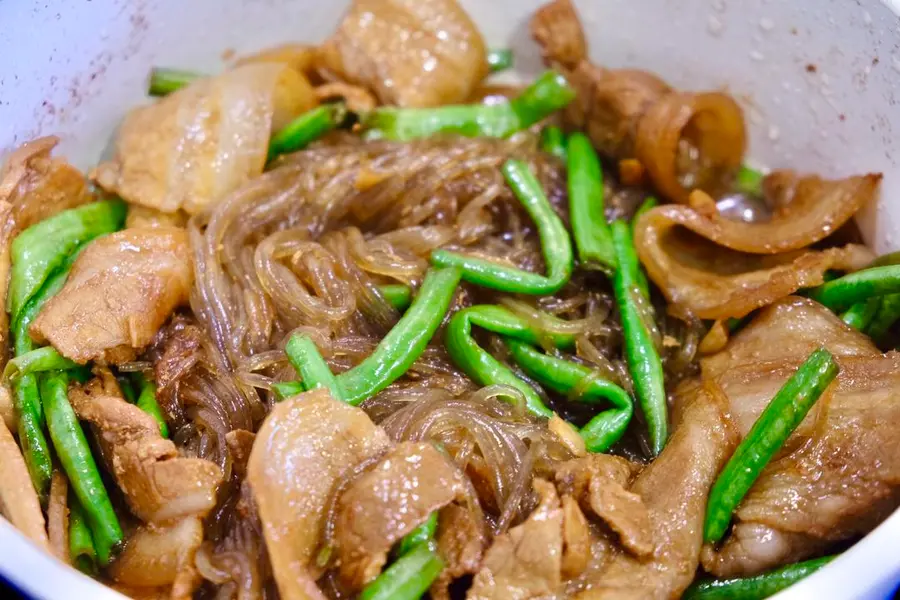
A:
1;1;897;599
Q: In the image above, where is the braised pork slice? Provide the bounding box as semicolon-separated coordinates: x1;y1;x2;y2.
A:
0;136;92;371
69;382;221;523
319;0;488;108
468;479;564;599
468;479;590;600
699;297;900;577
555;454;653;559
335;441;468;590
0;136;91;233
108;517;204;590
93;64;314;215
31;227;192;364
576;391;736;599
247;389;391;600
431;503;487;600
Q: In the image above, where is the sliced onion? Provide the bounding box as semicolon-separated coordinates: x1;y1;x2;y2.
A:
642;172;880;255
636;91;746;204
108;518;204;587
634;204;874;320
0;420;48;550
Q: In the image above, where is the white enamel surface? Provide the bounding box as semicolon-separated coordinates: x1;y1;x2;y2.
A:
0;0;899;598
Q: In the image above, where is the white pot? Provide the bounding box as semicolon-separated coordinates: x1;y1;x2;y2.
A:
0;1;898;598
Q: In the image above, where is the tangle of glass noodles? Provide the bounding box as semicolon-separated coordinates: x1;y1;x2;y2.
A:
148;133;700;598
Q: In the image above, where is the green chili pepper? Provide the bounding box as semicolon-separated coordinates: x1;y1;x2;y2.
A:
633;196;658;225
486;48;514;72
567;133;615;272
866;293;900;342
809;265;900;312
359;541;444;600
145;65;345;159
540;126;567;160
42;371;123;565
834;254;900;339
611;220;667;455
130;373;169;438
284;333;344;400
271;380;305;400
840;297;881;331
68;492;98;575
432;159;573;295
9;242;95;501
116;374;138;404
683;555;837;600
505;339;633;452
3;346;76;383
726;315;751;333
362;70;575;141
379;284;413;312
268;103;348;162
336;267;461;405
445;304;576;418
734;165;765;197
445;304;633;450
704;348;838;544
13;375;52;502
147;67;201;96
395;511;439;557
630;197;658;297
8;200;125;322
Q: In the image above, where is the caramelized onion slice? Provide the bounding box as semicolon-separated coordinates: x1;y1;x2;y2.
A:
636;92;746;204
634;205;874;320
0;419;48;550
247;389;391;600
564;63;671;161
108;518;204;588
657;172;880;254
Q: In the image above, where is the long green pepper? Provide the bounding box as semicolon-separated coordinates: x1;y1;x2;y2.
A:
567;133;615;271
68;492;98;574
131;373;169;438
394;512;439;557
363;70;575;141
280;268;461;406
8;200;126;321
359;541;445;600
432;159;573;295
3;346;76;383
42;371;123;565
445;304;576;417
267;103;347;161
505;339;633;451
683;555;836;600
611;220;667;455
8;206;122;500
866;292;900;342
840;297;881;331
540;126;568;160
147;67;200;96
809;265;900;312
445;304;634;451
704;348;838;544
284;333;344;399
